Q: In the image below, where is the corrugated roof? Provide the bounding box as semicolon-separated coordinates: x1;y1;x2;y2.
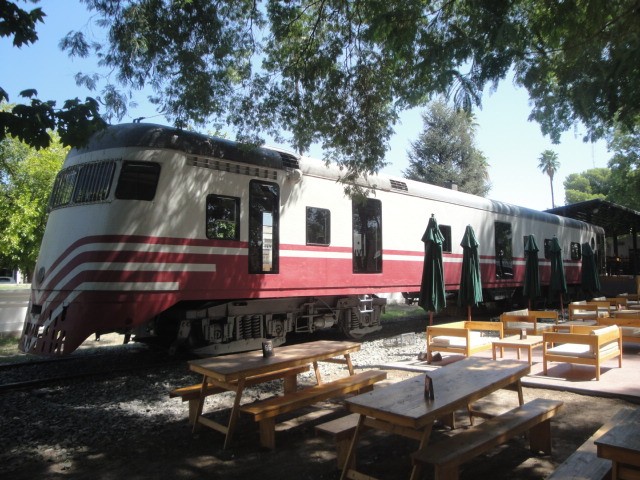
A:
546;199;640;237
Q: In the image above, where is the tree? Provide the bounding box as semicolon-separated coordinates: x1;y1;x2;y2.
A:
0;0;106;149
403;99;490;196
607;127;640;210
0;132;66;277
5;1;640;181
564;168;610;204
538;150;560;208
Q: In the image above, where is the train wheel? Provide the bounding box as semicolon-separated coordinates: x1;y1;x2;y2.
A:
339;309;382;339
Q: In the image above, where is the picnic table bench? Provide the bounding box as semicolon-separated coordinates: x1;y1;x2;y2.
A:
546;407;635;480
316;413;362;469
595;407;640;480
412;398;563;480
241;369;386;449
180;340;380;449
170;364;310;425
340;357;531;480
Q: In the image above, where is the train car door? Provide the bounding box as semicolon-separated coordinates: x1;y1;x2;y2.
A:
248;180;279;274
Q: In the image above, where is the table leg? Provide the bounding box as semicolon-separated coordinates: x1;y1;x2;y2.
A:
516;346;521;360
345;353;355;375
515;379;524;405
339;414;366;480
409;423;434;480
313;361;323;385
283;373;298;394
192;375;208;433
223;377;246;449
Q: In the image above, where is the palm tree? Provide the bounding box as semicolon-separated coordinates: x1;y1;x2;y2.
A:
538;150;560;208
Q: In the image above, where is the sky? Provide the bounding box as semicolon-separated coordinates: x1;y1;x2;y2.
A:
2;0;612;211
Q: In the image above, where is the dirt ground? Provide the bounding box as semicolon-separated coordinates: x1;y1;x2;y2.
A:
2;308;638;480
6;372;634;480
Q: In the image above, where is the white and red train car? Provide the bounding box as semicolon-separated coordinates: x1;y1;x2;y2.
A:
19;123;604;356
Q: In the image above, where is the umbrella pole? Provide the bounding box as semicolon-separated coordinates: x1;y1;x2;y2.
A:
467;305;471;321
559;293;565;319
429;311;433;326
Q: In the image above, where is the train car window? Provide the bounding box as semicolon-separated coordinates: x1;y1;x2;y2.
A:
206;195;240;240
570;242;581;260
249;180;279;274
440;225;452;253
115;161;161;201
49;168;78;209
543;239;552;260
352;199;382;273
494;221;513;279
73;161;116;204
306;207;331;246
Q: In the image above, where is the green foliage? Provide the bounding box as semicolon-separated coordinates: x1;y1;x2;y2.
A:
403;99;490;196
564;168;610;204
0;1;106;149
0;0;44;47
606;126;640;210
5;1;640;182
0;132;66;276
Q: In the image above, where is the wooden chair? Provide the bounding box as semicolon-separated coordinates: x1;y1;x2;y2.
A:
588;300;615;313
426;321;504;358
542;325;622;381
605;297;627;309
598;315;640;346
500;311;556;336
567;303;601;323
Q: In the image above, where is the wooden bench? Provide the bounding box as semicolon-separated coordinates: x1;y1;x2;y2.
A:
500;310;558;336
240;369;387;449
426;320;504;358
412;398;563;480
546;407;636;479
315;413;361;469
169;364;310;425
598;316;640;346
543;325;622;381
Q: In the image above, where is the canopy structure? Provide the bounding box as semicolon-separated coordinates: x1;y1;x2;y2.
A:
546;199;640;275
546;199;640;237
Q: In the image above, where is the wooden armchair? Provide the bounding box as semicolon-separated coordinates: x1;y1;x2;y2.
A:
598;316;640;345
426;321;504;358
605;297;627;309
542;325;622;380
567;303;601;323
589;300;615;313
499;310;557;336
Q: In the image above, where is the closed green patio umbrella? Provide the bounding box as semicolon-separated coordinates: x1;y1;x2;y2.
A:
458;225;482;321
549;236;567;318
523;234;541;310
581;242;601;297
419;214;446;325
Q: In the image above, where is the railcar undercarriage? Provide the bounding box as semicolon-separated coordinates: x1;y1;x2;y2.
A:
136;295;385;356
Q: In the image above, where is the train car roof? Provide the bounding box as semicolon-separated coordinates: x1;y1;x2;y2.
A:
68;122;301;171
300;155;603;234
71;123;603;235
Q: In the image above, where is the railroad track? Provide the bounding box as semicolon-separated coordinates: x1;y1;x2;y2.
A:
0;347;183;394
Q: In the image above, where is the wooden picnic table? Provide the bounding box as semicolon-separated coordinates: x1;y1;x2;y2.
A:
340;357;530;480
595;407;640;479
188;340;361;449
